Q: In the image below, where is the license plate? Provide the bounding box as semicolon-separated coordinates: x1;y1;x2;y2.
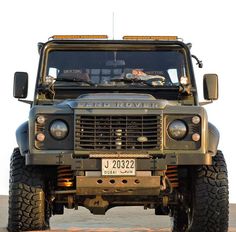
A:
102;159;136;176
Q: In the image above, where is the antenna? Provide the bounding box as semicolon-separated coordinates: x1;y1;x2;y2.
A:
112;12;115;39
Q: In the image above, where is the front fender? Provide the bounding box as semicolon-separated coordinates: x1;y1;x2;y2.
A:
208;122;220;156
16;121;29;156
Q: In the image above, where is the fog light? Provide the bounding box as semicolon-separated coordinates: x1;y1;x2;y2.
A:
192;133;200;142
36;132;45;142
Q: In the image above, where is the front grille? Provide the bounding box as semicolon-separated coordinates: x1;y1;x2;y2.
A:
75;115;162;150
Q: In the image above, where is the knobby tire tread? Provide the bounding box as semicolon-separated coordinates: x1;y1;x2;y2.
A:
8;148;49;232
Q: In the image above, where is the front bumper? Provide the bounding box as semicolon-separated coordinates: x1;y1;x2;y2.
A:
26;152;212;168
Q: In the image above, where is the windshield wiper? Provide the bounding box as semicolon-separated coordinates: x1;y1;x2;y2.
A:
37;75;95;99
56;76;95;86
111;75;166;87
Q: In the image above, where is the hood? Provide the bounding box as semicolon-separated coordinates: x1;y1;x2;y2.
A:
78;93;156;100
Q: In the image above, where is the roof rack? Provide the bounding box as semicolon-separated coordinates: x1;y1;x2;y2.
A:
49;35;108;40
122;35;178;41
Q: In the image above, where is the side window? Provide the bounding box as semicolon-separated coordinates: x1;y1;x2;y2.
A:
167;69;179;84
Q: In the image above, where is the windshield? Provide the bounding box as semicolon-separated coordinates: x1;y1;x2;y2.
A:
45;49;188;87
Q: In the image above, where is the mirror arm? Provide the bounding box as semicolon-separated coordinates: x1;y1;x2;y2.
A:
199;100;213;106
18;99;33;105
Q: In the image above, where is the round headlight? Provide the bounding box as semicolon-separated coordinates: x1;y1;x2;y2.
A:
50;120;68;140
168;120;187;140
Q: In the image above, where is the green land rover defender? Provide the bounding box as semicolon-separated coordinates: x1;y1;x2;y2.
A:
8;35;228;232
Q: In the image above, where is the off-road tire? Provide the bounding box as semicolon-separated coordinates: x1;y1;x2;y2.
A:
172;150;229;232
8;148;50;232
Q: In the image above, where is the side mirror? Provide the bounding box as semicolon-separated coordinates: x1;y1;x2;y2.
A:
13;72;28;98
203;74;218;101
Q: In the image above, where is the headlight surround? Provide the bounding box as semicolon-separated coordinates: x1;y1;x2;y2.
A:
168;120;188;140
49;120;68;140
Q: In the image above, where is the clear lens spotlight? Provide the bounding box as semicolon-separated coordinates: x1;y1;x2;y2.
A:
36;115;46;124
192;116;200;124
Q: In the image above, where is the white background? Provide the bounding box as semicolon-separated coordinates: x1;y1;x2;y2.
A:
0;0;235;202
